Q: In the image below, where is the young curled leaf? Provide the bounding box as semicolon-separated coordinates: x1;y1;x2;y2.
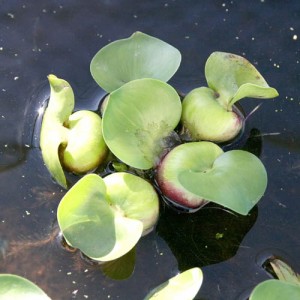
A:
205;52;279;109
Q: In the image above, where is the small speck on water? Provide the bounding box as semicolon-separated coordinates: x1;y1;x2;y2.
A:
293;34;297;40
7;13;15;19
14;76;19;80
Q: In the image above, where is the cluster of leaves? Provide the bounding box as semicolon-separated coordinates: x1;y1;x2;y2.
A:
6;32;280;299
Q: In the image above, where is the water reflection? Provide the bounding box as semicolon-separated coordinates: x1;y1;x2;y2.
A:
156;203;258;271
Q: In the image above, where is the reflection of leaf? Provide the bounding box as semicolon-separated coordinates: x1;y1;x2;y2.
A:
144;267;203;300
90;31;181;92
0;274;51;299
101;247;136;280
205;52;279;109
156;204;257;270
102;78;181;169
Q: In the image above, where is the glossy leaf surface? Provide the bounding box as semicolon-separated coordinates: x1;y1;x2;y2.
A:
57;174;143;261
181;87;243;142
102;78;182;169
249;279;300;300
40;75;74;188
62;110;107;173
0;274;51;300
90;31;181;92
40;75;107;188
205;52;279;108
103;172;159;233
158;142;267;215
144;267;203;300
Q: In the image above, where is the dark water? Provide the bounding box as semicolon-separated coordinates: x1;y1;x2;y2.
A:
0;1;300;299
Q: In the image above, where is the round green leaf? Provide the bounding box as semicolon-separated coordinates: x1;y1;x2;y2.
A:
181;87;243;142
102;78;182;169
62;110;107;173
57;174;143;261
90;31;181;92
157;142;223;209
144;267;203;300
158;142;267;215
205;52;279;109
103;172;159;234
249;279;300;300
40;75;74;188
0;274;51;300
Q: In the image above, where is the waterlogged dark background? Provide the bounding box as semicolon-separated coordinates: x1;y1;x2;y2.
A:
0;1;300;299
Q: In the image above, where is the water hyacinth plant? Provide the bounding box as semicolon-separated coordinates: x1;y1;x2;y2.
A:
57;173;159;261
181;52;279;142
0;274;51;300
38;31;279;298
40;75;108;188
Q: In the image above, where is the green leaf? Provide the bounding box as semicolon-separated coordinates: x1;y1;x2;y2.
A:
40;75;74;188
40;75;108;188
102;78;182;169
158;142;267;215
205;52;279;108
181;87;243;142
103;172;159;234
90;31;181;92
62;110;108;173
57;174;143;261
144;267;203;300
249;279;300;300
0;274;51;300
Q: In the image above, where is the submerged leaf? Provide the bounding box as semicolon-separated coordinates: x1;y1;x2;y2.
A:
102;78;182;169
205;52;279;109
144;267;203;300
0;274;51;300
57;174;143;261
90;31;181;92
101;247;136;280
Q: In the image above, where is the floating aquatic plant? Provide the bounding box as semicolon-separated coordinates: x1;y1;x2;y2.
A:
57;173;159;261
181;52;279;142
144;267;203;300
0;274;51;300
37;31;280;299
102;78;182;169
40;75;107;188
250;259;300;300
156;142;267;215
